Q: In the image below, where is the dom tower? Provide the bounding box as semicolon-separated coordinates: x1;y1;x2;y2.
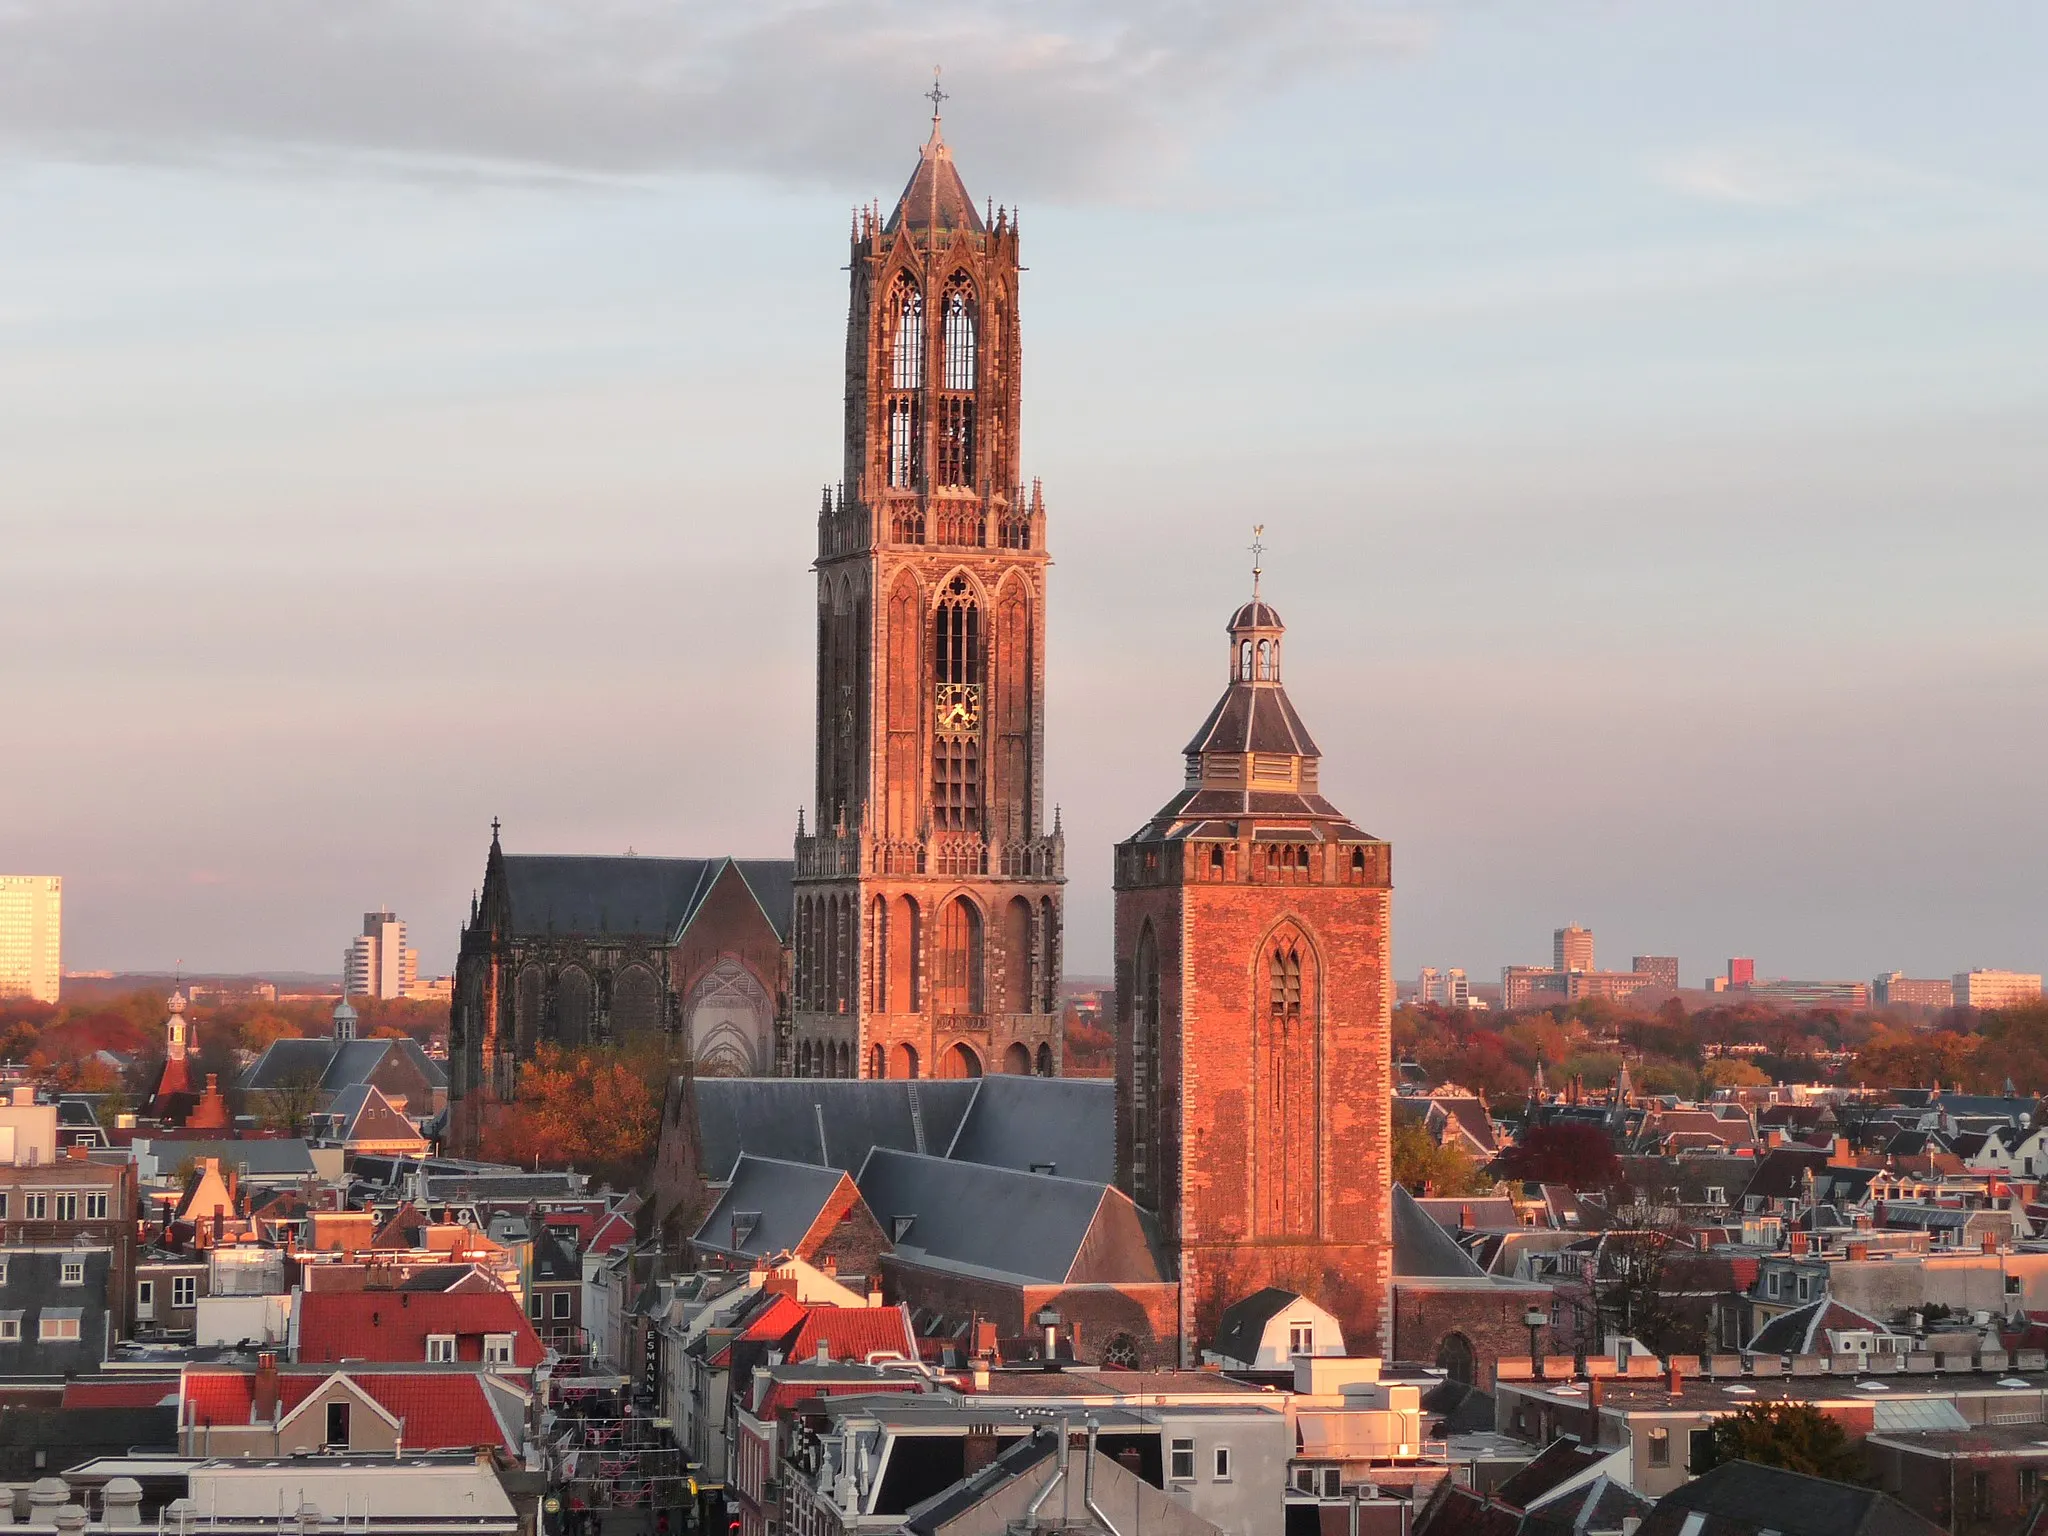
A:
791;99;1064;1081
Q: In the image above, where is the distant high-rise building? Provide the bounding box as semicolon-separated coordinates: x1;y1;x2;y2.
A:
1554;925;1594;973
1726;957;1756;989
1632;956;1680;991
0;876;61;1004
1418;967;1443;1005
1873;972;1953;1009
1444;968;1472;1008
343;910;417;1001
1954;970;2043;1010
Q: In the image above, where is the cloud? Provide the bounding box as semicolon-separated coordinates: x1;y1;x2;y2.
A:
0;0;1432;196
1652;141;1972;211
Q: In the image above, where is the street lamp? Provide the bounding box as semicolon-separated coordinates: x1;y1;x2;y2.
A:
1524;1306;1549;1381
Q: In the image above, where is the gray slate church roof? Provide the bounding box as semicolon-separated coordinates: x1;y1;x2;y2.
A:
695;1154;851;1261
692;1076;1113;1186
241;1036;445;1095
500;855;795;943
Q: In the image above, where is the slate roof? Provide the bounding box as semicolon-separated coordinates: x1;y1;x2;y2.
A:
142;1138;316;1179
857;1149;1165;1286
1208;1287;1303;1365
1494;1437;1609;1508
498;854;795;943
1740;1148;1832;1202
1640;1459;1942;1535
940;1076;1114;1183
322;1084;428;1147
1183;680;1321;759
693;1155;850;1260
240;1036;446;1096
903;1431;1056;1536
1414;1198;1522;1233
1392;1186;1492;1280
886;126;985;234
1747;1298;1894;1355
692;1076;1112;1185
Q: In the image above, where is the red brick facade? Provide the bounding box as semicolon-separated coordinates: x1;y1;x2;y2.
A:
1114;592;1394;1363
878;1254;1183;1369
791;112;1063;1086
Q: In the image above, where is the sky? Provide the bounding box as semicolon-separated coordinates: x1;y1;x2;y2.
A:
3;1;2045;986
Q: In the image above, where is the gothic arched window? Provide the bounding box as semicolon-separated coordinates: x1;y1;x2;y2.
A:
933;577;983;831
943;287;976;391
892;288;924;389
889;398;918;489
933;896;984;1015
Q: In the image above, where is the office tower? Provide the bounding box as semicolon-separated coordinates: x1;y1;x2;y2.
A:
1417;967;1443;1005
0;876;62;1004
1727;957;1755;988
343;911;417;1001
1873;973;1953;1008
1554;925;1594;973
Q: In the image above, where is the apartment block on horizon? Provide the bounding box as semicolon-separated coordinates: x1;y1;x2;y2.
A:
1875;972;1955;1009
0;876;61;1004
1954;969;2044;1010
343;910;417;1001
1502;937;1676;1010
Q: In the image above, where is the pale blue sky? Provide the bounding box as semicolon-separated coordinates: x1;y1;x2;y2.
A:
3;2;2044;984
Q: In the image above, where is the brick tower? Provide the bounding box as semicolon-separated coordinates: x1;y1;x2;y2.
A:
790;96;1063;1083
1113;577;1393;1361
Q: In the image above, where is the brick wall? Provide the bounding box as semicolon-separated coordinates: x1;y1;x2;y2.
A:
879;1255;1182;1368
1392;1279;1555;1388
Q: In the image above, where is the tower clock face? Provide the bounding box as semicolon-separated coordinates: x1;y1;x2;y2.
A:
936;683;981;733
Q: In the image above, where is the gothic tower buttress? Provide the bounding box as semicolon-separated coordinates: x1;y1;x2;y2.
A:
793;102;1064;1083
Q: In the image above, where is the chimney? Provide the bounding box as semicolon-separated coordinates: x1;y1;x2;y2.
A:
1587;1375;1605;1445
1460;1204;1473;1231
67;1143;87;1161
1846;1241;1869;1262
1666;1358;1684;1396
254;1351;280;1422
816;1339;831;1364
1790;1230;1809;1255
970;1355;991;1391
963;1423;999;1476
1983;1229;1998;1254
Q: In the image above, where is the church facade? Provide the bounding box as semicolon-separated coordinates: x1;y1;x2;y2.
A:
1113;589;1395;1361
790;107;1064;1082
448;836;792;1152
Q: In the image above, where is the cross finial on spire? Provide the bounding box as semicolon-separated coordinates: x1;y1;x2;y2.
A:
1249;523;1266;598
490;816;500;844
926;66;947;125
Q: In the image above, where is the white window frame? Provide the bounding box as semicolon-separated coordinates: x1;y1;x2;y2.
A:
172;1275;197;1308
0;1316;17;1341
552;1291;572;1320
60;1261;84;1287
426;1334;457;1363
1647;1428;1670;1468
24;1194;47;1221
53;1193;78;1222
84;1192;108;1220
483;1333;515;1366
1212;1446;1232;1481
1288;1322;1315;1357
137;1279;154;1315
1169;1439;1195;1482
39;1315;80;1341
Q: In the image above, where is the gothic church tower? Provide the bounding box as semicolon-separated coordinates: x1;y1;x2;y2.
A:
792;98;1063;1081
1113;582;1393;1362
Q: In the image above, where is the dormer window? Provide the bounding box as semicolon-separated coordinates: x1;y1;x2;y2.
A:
426;1334;456;1362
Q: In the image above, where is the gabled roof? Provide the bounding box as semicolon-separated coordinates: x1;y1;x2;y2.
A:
1207;1287;1304;1366
1392;1186;1491;1280
1642;1459;1943;1535
1741;1148;1832;1201
240;1036;446;1095
940;1076;1114;1184
1747;1297;1894;1356
182;1367;524;1454
693;1155;855;1261
782;1304;916;1365
497;854;794;943
325;1084;428;1148
857;1149;1165;1286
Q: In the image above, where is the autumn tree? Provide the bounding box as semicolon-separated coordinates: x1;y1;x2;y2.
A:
1702;1057;1770;1089
479;1044;661;1185
1695;1400;1866;1482
1497;1123;1626;1193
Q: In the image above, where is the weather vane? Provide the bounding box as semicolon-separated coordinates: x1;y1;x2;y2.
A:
927;66;947;121
1250;524;1265;595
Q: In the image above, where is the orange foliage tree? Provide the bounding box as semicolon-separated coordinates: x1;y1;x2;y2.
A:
478;1044;662;1185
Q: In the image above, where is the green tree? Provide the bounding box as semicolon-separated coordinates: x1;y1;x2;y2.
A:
1391;1107;1494;1196
1695;1401;1866;1481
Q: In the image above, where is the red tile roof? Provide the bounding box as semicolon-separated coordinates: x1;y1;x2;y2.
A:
784;1306;915;1366
63;1378;178;1409
295;1288;544;1367
181;1368;519;1453
709;1293;810;1368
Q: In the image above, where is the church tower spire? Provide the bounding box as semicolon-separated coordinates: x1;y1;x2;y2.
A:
794;93;1062;1085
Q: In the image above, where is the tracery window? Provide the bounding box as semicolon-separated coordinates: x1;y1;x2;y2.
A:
937;396;976;487
943;288;976;390
892;289;924;389
889;398;920;488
